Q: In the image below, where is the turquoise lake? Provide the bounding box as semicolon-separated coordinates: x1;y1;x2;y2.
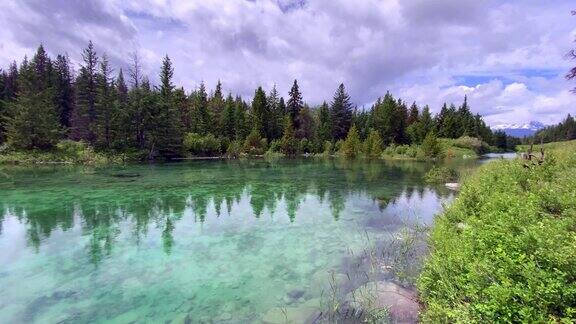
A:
0;159;479;323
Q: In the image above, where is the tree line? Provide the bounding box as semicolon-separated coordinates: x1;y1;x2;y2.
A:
0;43;502;160
523;114;576;144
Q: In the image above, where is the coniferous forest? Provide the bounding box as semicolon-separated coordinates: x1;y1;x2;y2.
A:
0;43;507;161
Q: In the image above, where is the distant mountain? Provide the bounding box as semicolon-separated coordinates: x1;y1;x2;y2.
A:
492;121;546;137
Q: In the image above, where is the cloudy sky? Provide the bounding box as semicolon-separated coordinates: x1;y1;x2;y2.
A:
0;0;574;126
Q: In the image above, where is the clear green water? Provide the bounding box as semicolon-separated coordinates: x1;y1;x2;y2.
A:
0;159;473;323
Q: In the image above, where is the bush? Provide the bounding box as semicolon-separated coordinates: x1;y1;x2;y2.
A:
243;129;267;155
423;166;458;183
418;140;576;322
454;136;490;155
363;129;383;158
422;132;441;158
340;125;361;158
225;140;243;158
183;133;222;156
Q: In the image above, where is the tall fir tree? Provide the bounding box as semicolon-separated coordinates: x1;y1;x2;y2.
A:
53;54;75;132
95;54;115;148
7;46;60;149
154;55;182;158
329;83;353;140
191;82;210;135
209;80;225;134
250;86;268;137
221;93;236;140
287;80;303;129
73;41;99;144
317;101;332;143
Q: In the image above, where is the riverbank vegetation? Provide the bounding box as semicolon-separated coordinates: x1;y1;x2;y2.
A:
418;140;576;322
0;43;513;164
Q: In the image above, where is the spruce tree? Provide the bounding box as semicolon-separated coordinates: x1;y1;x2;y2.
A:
287;80;303;129
209;80;224;134
330;83;353;140
317;101;332;143
234;96;248;140
296;104;314;140
73;41;99;144
408;102;419;126
155;55;182;158
221;93;236;140
191;83;210;135
267;85;283;140
95;54;114;148
251;86;268;137
7;46;60;149
53;55;74;132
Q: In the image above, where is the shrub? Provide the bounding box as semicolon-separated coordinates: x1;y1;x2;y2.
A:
423;166;458;183
418;140;576;322
422;132;441;158
183;133;222;156
340;125;362;159
363;129;383;158
243;129;267;155
225;140;243;158
454;136;490;155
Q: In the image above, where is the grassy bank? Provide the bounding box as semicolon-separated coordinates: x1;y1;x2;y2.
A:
382;136;495;161
418;140;576;322
0;141;139;165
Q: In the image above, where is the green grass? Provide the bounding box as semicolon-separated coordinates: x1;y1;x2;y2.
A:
381;136;492;161
418;140;576;322
0;140;137;165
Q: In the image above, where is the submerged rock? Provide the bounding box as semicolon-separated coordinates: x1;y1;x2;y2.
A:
445;182;460;191
261;298;321;324
345;281;419;323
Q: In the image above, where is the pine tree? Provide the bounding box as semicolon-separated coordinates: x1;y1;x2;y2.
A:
112;69;130;148
296;104;314;139
267;85;283;140
73;41;99;144
330;83;353;140
53;54;74;132
371;92;396;144
234;96;248;140
408;102;419;126
154;55;182;158
317;101;332;143
191;82;210;135
221;93;236;140
363;128;383;158
209;80;224;134
280;117;298;156
95;54;114;148
7;46;60;149
340;124;361;158
251;86;268;137
287;80;303;129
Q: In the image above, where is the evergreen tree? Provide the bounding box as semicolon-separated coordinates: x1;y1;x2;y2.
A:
53;54;74;131
363;129;383;158
251;86;268;137
408;102;419;126
73;41;99;144
267;85;283;140
330;83;353;140
371;93;396;144
112;69;130;148
287;80;303;129
296;104;314;139
209;80;224;134
422;132;441;158
340;124;361;158
191;82;210;135
316;101;332;143
234;96;248;140
95;54;115;148
7;46;60;149
154;55;182;158
280;117;298;156
221;93;236;140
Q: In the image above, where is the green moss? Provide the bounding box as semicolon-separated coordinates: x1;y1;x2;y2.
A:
418;140;576;322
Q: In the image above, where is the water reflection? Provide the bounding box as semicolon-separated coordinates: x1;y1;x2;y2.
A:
0;159;465;263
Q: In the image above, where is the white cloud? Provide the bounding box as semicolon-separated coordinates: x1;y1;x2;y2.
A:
0;0;574;125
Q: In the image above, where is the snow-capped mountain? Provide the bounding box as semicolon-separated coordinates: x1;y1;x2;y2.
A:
492;121;546;137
